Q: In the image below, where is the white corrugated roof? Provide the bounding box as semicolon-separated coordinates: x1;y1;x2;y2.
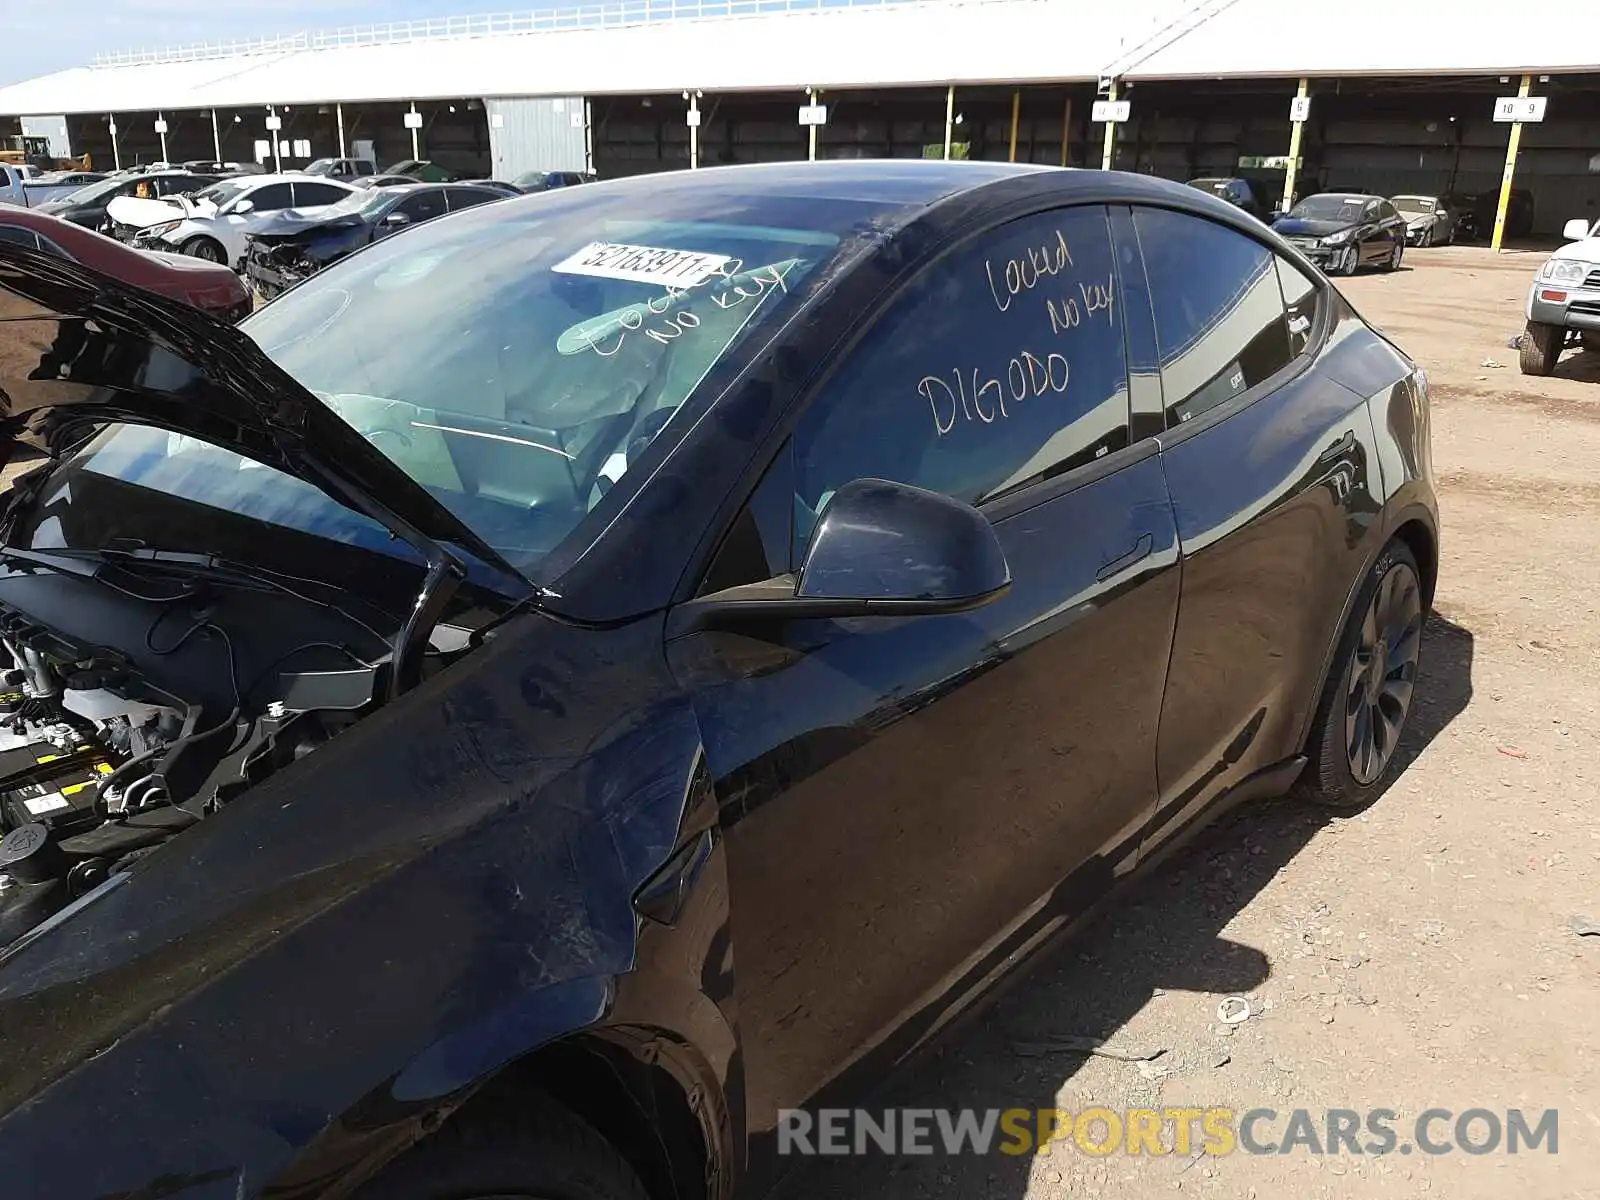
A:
5;0;1595;118
1116;0;1600;77
0;0;1177;116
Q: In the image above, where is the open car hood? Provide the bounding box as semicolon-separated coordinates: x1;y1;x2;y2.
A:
0;243;530;589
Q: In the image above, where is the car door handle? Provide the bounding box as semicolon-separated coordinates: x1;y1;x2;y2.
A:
1318;430;1356;463
1096;532;1154;582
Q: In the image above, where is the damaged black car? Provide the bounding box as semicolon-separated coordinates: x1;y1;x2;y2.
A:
0;161;1436;1200
243;182;507;299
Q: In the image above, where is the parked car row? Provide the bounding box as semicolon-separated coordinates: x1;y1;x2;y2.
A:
1185;174;1539;247
0;160;1437;1200
242;182;509;298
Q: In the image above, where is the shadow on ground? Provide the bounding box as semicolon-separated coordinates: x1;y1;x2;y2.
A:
778;614;1473;1199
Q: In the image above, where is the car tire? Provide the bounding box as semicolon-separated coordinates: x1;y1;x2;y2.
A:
1382;238;1403;272
1519;321;1563;376
1419;227;1433;248
183;236;225;264
1297;541;1425;811
1335;244;1359;276
350;1092;649;1200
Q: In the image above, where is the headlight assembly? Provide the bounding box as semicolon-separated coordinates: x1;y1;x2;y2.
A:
1540;258;1589;285
1321;229;1354;247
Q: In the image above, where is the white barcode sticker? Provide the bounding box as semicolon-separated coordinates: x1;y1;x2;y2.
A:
23;792;69;815
552;241;731;288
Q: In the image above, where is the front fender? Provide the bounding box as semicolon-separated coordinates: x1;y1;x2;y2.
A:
0;612;705;1200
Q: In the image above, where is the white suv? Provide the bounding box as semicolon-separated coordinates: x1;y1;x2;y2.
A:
1521;216;1600;375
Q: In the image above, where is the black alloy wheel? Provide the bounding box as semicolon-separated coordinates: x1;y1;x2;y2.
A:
1344;557;1423;785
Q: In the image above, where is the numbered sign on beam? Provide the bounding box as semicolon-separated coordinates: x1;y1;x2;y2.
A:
798;104;828;127
264;115;282;131
1289;96;1311;123
1494;96;1547;123
1091;100;1131;123
686;109;702;127
153;118;168;134
403;111;423;129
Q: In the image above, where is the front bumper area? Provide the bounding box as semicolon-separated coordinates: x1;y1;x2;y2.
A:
243;245;312;301
1282;236;1343;266
1527;284;1600;333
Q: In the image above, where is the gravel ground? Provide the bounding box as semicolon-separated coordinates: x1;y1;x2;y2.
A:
3;245;1597;1198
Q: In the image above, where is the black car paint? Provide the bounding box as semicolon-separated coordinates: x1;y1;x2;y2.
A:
0;163;1436;1200
1272;195;1407;271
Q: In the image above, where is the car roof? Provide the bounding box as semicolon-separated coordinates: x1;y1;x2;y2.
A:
600;159;1050;205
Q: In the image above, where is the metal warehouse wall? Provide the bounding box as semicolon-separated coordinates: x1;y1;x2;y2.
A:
486;97;587;178
64;101;493;177
591;85;1101;176
1091;77;1600;234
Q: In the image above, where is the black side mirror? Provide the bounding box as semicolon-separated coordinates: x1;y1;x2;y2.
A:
672;478;1010;634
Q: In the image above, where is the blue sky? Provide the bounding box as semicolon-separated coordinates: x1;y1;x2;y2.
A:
0;1;521;86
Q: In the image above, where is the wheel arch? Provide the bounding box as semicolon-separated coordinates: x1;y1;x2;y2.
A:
464;1025;729;1200
1293;507;1437;755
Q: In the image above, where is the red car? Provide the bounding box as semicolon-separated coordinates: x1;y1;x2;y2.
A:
0;205;250;322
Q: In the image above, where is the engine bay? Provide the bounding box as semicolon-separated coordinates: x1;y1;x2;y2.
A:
0;549;449;950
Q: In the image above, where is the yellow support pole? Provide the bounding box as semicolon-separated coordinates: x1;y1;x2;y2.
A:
1009;90;1020;162
944;85;956;160
1100;81;1117;171
1492;74;1532;252
1060;94;1072;167
1281;78;1308;213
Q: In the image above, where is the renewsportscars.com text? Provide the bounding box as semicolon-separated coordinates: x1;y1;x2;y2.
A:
776;1107;1558;1158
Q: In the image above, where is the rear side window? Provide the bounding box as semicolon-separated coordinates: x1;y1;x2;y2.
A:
0;226;39;250
395;190;448;222
247;183;295;212
293;181;352;206
446;187;498;212
793;205;1131;533
1132;208;1292;428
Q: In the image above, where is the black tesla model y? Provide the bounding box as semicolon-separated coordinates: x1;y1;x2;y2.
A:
0;160;1435;1199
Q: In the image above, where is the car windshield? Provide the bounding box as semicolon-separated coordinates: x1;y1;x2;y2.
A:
1188;178;1230;192
1290;196;1368;223
514;170;555;188
239;184;873;578
1392;196;1434;214
306;158;339;173
324;188;394;216
55;176;133;205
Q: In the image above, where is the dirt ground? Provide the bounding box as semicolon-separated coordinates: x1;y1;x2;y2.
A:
784;246;1600;1199
3;246;1596;1197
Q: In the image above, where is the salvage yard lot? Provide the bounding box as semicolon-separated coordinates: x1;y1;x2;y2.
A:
792;245;1600;1199
2;245;1595;1199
